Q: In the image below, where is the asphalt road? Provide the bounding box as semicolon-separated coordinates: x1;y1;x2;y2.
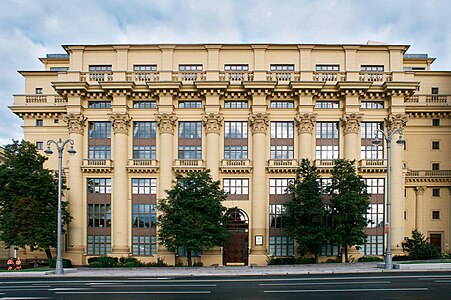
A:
0;271;450;299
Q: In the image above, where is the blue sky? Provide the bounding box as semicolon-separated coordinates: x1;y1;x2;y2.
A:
0;0;450;146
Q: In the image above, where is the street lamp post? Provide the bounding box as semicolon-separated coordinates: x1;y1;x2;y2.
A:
45;138;76;275
372;128;404;270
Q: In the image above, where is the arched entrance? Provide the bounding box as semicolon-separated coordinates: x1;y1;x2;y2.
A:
223;209;249;265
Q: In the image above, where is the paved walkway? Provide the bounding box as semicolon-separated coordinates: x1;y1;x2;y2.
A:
1;262;451;277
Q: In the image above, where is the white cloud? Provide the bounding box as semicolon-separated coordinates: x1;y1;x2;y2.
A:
0;0;450;146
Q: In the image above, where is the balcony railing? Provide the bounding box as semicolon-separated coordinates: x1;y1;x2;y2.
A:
127;159;159;173
267;159;299;173
406;170;451;177
219;71;254;82
14;94;67;106
405;94;450;105
126;72;159;82
172;71;206;82
315;159;336;167
267;72;300;82
313;72;346;82
220;159;252;173
360;159;387;168
80;72;113;82
359;72;392;82
82;159;114;173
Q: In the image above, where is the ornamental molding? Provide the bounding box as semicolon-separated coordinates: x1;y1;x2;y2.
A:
248;113;270;134
415;186;426;196
202;113;224;134
385;113;409;132
108;113;131;134
155;113;178;135
408;112;450;118
295;113;317;134
341;113;363;134
63;113;86;134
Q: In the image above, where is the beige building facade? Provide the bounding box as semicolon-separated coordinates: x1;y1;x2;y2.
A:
10;43;451;266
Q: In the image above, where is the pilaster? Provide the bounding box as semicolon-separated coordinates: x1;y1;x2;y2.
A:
295;112;316;160
340;113;363;161
415;186;426;232
202;113;223;180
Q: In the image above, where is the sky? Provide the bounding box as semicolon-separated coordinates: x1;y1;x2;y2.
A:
0;0;450;147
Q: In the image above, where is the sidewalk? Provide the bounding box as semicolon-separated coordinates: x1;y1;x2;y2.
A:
1;262;451;277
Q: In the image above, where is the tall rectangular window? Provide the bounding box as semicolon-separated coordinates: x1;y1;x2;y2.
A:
88;122;111;160
87;178;111;255
359;235;384;256
269;178;293;195
361;122;384;159
269;204;286;228
269;236;294;257
270;122;294;159
133;122;156;160
223;178;249;199
131;178;157;256
178;122;202;160
224;121;248;160
315;122;339;160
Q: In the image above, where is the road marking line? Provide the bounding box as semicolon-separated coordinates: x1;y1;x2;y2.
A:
264;287;429;293
55;291;211;294
48;288;93;291
0;298;50;300
87;284;217;287
434;280;451;283
260;281;391;286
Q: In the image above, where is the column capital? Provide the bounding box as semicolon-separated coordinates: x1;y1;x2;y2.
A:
202;113;223;134
63;113;86;134
108;113;132;134
248;113;270;134
415;186;426;196
340;113;363;134
155;113;178;135
295;113;317;134
385;113;409;132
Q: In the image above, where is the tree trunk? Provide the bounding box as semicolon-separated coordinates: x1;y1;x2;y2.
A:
344;246;349;263
45;248;53;260
187;250;192;267
314;253;318;264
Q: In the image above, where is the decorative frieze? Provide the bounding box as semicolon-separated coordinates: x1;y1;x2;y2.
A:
295;113;317;134
415;186;426;195
108;113;131;134
202;113;224;134
248;113;270;134
385;113;409;132
341;113;363;134
63;113;86;134
155;113;178;135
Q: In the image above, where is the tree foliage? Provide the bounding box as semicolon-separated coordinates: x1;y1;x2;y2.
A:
328;159;370;262
157;171;231;266
285;159;327;262
404;229;441;260
0;140;71;259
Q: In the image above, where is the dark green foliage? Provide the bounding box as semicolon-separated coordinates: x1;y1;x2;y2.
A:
267;257;316;265
323;258;341;263
88;261;104;268
49;258;72;268
285;159;327;262
358;256;384;262
404;229;441;260
145;257;167;267
328;159;370;263
95;256;118;267
87;256;148;267
192;261;203;267
0;140;72;259
157;171;231;266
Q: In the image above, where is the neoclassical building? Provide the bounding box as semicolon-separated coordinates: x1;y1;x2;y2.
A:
10;43;450;266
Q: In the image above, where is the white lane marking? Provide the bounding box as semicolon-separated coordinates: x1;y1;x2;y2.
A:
0;298;50;300
87;284;217;287
434;280;451;283
264;287;429;293
260;281;391;286
128;277;173;280
86;283;123;285
0;289;49;292
55;291;211;294
48;288;93;291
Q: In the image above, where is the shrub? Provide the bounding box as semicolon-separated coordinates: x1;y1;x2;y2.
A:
121;257;143;266
193;261;203;267
323;258;341;263
296;257;316;264
49;258;72;268
96;256;118;267
87;257;98;264
358;256;383;262
393;255;411;261
146;257;167;267
88;261;104;268
404;230;441;260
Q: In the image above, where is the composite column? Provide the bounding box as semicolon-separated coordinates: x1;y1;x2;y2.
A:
109;112;131;255
295;113;316;161
202;113;223;181
63;113;86;256
341;113;363;161
248;112;270;263
415;186;426;233
386;113;409;254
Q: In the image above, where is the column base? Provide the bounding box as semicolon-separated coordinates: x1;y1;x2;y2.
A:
201;248;223;266
248;253;268;266
64;248;86;266
111;246;130;257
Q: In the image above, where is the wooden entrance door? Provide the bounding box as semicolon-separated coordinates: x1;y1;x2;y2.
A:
224;209;249;265
430;233;442;252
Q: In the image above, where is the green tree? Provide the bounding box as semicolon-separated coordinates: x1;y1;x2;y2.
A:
404;229;441;260
285;159;326;262
0;140;72;259
157;171;231;266
328;159;370;263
